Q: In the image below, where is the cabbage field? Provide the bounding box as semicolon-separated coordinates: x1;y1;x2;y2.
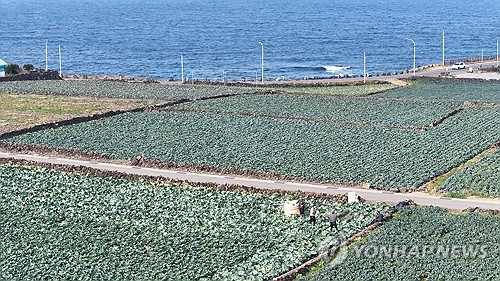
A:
378;79;500;103
6;106;499;190
274;83;398;96
1;79;499;193
299;206;500;281
438;149;500;198
170;94;459;128
0;164;391;280
0;80;264;100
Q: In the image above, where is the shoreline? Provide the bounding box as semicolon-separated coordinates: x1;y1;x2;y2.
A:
69;58;500;85
3;58;499;86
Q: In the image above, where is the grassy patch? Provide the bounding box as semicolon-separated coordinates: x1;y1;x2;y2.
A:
422;147;497;197
0;93;104;115
438;148;499;198
443;193;468;199
0;92;151;134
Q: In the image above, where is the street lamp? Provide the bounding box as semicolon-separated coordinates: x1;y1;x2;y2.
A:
58;45;62;77
180;55;184;83
363;51;366;83
258;42;264;84
405;38;416;76
45;40;48;71
442;31;445;66
497;38;499;68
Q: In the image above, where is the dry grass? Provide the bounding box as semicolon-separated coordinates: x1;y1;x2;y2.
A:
421;146;498;197
0;93;155;135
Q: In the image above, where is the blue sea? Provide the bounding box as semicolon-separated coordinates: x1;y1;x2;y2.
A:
1;0;499;80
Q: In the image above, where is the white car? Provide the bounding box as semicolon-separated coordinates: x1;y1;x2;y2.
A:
451;62;466;70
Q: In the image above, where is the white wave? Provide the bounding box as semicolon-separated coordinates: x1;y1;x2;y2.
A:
322;65;351;72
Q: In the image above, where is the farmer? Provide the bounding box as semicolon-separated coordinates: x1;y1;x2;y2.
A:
328;211;338;231
374;211;384;223
297;198;306;217
309;205;317;225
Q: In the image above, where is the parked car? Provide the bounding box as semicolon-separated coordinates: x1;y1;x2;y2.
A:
452;62;466;70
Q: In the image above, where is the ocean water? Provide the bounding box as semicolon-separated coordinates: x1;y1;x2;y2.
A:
1;0;499;80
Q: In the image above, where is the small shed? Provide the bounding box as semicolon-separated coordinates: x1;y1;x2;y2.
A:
0;59;7;77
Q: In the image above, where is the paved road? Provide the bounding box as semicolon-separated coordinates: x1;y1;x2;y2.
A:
2;152;498;211
288;59;500;84
4;65;500;210
160;59;500;85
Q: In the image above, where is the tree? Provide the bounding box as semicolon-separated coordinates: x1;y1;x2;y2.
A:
23;64;35;72
5;64;21;75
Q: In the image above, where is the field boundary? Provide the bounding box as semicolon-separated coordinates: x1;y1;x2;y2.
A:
265;91;468;106
161;108;426;131
273;84;402;98
358;86;403;97
272;209;397;281
3;152;499;210
0;100;188;140
0;141;391;192
429;108;463;127
236;91;441;104
419;141;500;196
0;92;248;141
0;157;347;202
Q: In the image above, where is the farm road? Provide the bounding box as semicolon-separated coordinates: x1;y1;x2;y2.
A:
1;152;498;211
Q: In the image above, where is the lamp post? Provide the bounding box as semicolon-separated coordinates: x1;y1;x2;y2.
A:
497;38;499;68
45;40;48;71
363;51;366;83
258;42;264;84
180;55;184;83
405;38;416;76
442;31;445;66
58;45;62;77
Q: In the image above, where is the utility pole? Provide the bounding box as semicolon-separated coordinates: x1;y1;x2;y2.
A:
58;45;62;77
405;38;416;76
181;55;184;83
259;42;264;84
45;40;48;71
442;31;445;66
497;38;499;68
363;51;366;83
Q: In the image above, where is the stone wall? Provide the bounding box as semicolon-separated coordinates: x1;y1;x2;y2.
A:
0;70;62;82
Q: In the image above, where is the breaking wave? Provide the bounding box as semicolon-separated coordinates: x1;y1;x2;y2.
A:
322;65;351;72
290;65;352;73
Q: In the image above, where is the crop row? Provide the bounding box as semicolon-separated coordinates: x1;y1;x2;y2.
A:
378;79;500;103
273;83;398;96
299;206;500;281
6;106;499;190
0;80;264;100
438;149;500;198
0;164;390;280
170;93;459;128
